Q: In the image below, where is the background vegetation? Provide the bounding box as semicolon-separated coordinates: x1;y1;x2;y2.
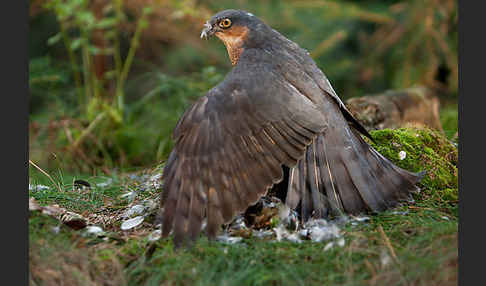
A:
29;0;458;175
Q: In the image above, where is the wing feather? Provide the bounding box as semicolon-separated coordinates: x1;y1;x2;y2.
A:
160;58;327;246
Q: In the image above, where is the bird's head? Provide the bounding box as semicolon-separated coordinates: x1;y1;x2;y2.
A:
200;9;269;66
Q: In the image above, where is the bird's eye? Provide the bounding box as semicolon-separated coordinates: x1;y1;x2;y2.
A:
219;18;232;29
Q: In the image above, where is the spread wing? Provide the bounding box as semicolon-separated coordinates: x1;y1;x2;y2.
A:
160;58;328;247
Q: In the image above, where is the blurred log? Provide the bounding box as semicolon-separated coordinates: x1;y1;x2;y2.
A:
345;87;443;132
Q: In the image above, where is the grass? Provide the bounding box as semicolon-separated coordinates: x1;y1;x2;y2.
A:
29;168;127;213
29;204;457;285
29;209;457;286
29;126;458;285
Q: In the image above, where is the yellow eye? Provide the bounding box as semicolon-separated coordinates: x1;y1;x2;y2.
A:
219;18;232;29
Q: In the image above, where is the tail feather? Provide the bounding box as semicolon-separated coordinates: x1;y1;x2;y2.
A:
285;166;301;210
298;158;311;221
315;135;343;215
339;129;389;211
284;123;424;220
305;141;327;218
319;131;368;214
354;129;422;202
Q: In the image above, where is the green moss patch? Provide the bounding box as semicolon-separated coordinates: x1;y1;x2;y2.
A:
369;127;458;216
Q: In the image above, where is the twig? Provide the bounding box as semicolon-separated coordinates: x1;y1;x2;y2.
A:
29;160;63;193
364;259;378;285
311;30;348;59
62;122;74;144
377;225;410;285
116;7;151;113
58;21;84;107
70;111;106;151
377;225;400;265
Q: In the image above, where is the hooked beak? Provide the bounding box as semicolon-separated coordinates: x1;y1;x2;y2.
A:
200;21;216;39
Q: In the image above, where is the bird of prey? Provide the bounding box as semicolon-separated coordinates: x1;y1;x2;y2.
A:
160;9;424;247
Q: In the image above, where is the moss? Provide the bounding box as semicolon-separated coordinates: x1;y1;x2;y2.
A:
369;127;458;194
